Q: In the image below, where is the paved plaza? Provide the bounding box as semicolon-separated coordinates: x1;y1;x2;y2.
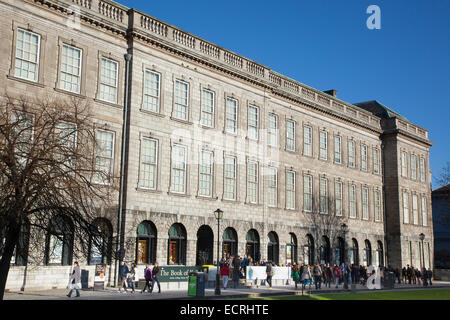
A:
4;281;450;300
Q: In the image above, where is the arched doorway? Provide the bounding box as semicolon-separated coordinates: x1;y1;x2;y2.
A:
286;233;297;264
376;241;384;267
267;231;279;264
246;229;260;262
320;236;331;264
89;218;113;265
364;240;372;266
350;238;359;265
196;225;213;266
136;220;157;265
223;227;238;258
168;223;187;265
304;234;314;265
335;237;345;266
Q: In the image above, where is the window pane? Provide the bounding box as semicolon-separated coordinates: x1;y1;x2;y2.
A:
143;70;160;113
15;29;40;82
60;44;82;93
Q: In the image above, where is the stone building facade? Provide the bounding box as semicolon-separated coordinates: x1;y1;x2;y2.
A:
0;0;434;290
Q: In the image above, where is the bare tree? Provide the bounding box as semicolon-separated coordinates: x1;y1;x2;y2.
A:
301;193;346;265
0;94;118;299
434;161;450;188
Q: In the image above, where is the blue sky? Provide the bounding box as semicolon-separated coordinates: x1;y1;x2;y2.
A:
121;0;450;188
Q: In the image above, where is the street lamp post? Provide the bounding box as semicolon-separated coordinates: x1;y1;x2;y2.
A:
419;233;426;271
341;223;349;290
214;208;223;295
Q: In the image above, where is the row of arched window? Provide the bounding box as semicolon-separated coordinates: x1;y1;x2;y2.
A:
2;217;384;267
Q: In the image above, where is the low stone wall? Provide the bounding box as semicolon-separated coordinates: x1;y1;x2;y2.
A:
434;269;450;281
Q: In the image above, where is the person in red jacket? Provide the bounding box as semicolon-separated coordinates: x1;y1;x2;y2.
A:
333;264;341;288
220;262;230;290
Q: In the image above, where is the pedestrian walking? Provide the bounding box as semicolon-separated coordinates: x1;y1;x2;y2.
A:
221;262;230;290
119;261;129;293
291;263;300;290
142;264;153;293
150;262;161;293
127;262;136;293
427;268;433;286
333;264;340;288
67;261;81;298
266;261;274;289
313;264;322;289
232;255;241;288
301;264;312;292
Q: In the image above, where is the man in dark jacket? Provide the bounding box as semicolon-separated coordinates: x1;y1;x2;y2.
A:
119;261;129;292
150;262;161;293
232;255;241;288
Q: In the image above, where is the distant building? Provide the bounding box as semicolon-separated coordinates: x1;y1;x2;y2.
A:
432;184;450;268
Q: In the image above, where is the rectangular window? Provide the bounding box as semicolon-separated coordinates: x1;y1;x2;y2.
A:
374;190;381;222
248;105;259;140
421;196;427;227
60;44;82;93
362;187;369;220
199;151;213;197
14;28;40;82
55;122;77;170
286;120;296;152
224;156;237;200
201;89;215;128
286;171;296;210
403;192;409;224
361;144;368;171
303;125;312;157
373;148;380;174
171;144;187;194
419;157;426;182
174;80;189;121
319;178;328;214
99;57;118;103
348;140;355;168
335;181;343;216
225;97;238;134
349;184;356;218
267;113;278;147
412;195;418;225
411;154;417;180
11;112;34;167
94;130;114;184
319;131;327;160
267;167;278;207
139;138;158;189
247;160;258;204
334;136;341;164
401;152;407;177
303;175;313;212
143;70;160;113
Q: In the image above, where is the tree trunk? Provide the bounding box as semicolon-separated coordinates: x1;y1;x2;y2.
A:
0;223;20;300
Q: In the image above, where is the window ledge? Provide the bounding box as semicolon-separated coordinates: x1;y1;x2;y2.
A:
136;187;162;194
221;198;240;204
167;191;191;198
170;117;193;125
140;108;165;118
94;98;123;109
7;75;45;88
196;195;218;201
54;88;86;99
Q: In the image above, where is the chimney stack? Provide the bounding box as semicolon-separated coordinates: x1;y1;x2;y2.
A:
324;89;337;97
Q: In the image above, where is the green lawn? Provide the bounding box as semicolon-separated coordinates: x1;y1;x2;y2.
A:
246;288;450;300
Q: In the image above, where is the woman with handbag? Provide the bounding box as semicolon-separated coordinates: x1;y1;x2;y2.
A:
66;261;81;298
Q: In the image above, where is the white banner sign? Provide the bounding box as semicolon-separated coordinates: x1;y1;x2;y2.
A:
246;266;291;281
